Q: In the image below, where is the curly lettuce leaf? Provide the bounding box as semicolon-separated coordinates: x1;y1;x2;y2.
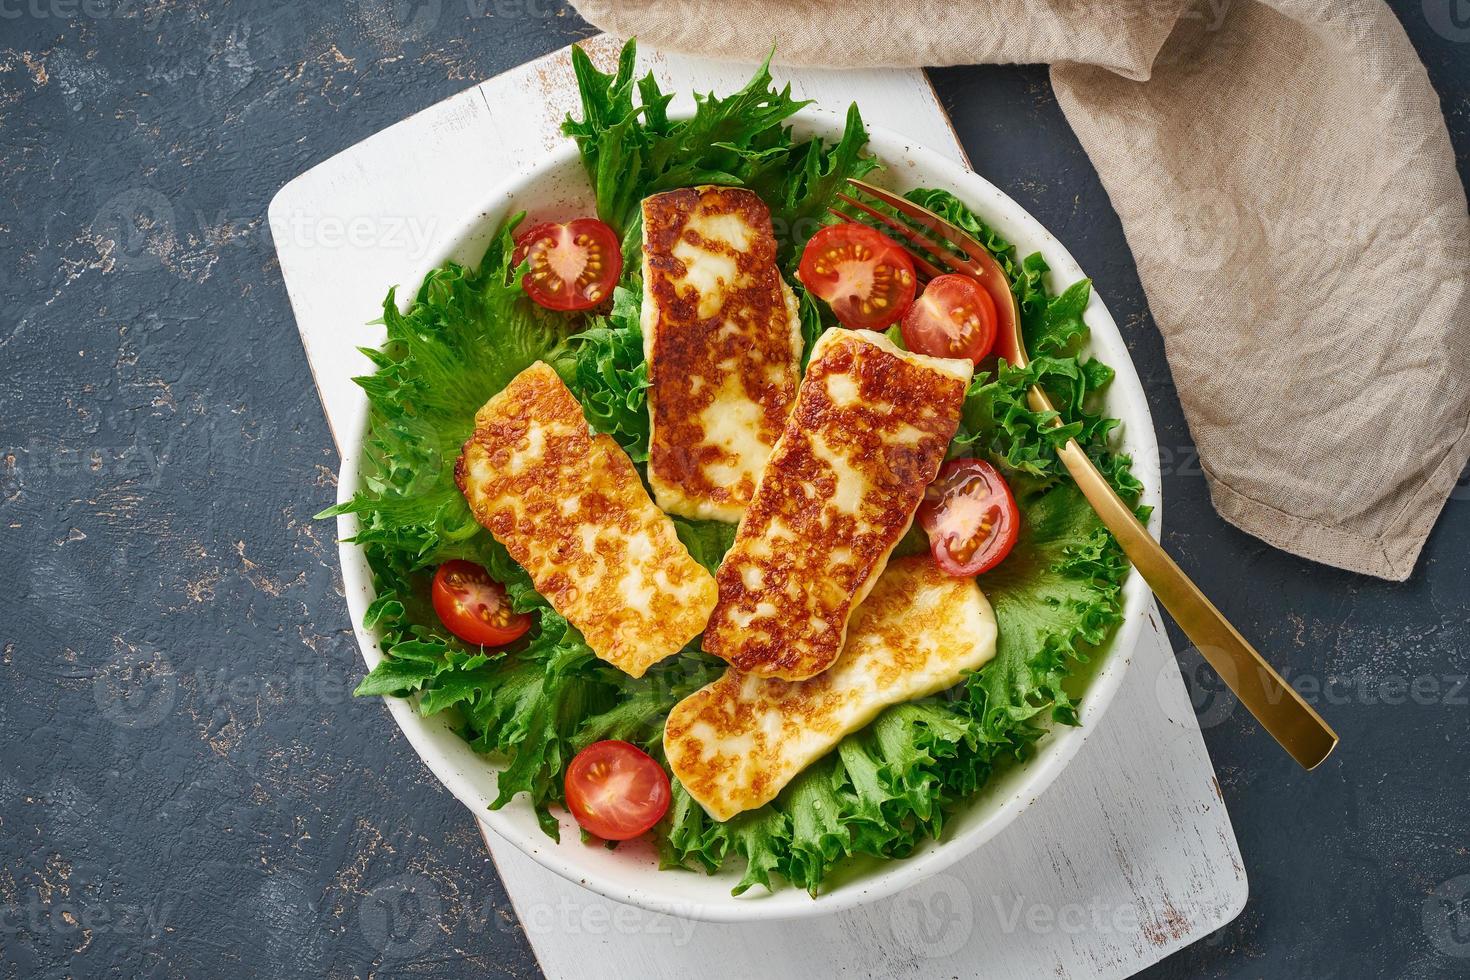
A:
563;38;876;264
967;483;1128;733
319;213;566;569
549;284;650;462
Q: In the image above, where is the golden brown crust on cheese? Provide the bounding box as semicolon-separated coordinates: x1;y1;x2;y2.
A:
703;330;970;680
666;556;997;820
455;362;717;677
642;186;800;519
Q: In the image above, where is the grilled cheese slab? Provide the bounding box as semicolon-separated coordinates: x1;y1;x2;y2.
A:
642;186;803;522
666;557;997;821
703;328;972;680
455;362;718;677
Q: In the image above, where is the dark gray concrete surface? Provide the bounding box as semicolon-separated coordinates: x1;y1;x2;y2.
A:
1;3;1466;978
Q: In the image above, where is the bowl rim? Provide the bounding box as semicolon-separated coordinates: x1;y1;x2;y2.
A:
334;105;1162;922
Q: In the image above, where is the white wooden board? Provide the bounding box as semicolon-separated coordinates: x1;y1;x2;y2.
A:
271;35;1246;980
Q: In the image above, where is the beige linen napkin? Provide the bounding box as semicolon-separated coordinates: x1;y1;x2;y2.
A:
573;0;1470;581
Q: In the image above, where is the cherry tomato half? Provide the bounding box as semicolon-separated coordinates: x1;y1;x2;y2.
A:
431;560;532;647
917;459;1020;576
797;223;916;330
513;218;623;312
564;740;672;841
901;274;997;364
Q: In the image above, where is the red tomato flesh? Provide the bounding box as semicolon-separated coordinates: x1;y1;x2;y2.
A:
564;740;672;841
431;560;532;647
901;274;997;364
797;223;916;330
918;459;1020;576
513;218;622;312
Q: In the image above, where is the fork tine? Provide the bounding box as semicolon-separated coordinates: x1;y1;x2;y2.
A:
826;206;947;281
845;177;1028;367
832;194;960;279
846;178;994;270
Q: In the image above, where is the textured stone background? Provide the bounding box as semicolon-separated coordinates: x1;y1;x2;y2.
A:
1;2;1467;978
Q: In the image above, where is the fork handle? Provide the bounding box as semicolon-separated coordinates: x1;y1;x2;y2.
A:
1039;393;1339;769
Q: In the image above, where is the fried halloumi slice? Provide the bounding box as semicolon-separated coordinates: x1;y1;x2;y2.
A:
703;328;973;680
666;556;997;821
642;186;803;523
454;362;717;677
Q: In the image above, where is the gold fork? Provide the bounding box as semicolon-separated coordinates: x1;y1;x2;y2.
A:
835;178;1338;770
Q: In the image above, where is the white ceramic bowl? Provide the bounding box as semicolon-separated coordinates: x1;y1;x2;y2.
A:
335;108;1162;922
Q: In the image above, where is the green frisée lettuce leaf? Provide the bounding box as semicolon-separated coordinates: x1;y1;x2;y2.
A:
564;39;807;235
967;483;1128;733
327;40;1142;896
548;283;650;462
563;38;877;265
318;213;565;568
